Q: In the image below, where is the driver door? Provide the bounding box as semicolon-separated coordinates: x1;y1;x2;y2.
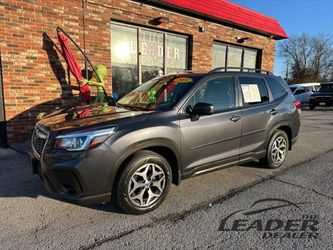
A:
179;76;242;176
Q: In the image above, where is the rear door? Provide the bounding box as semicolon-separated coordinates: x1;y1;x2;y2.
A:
179;75;242;175
238;75;276;159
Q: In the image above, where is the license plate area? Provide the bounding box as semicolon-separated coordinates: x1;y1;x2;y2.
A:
319;102;326;106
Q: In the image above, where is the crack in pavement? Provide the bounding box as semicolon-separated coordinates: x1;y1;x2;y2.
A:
272;177;333;200
79;149;333;250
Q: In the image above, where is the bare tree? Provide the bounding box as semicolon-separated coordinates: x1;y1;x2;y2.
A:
278;33;333;83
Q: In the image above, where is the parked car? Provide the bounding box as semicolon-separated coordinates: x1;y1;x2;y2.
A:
29;69;300;214
309;82;333;110
289;83;320;104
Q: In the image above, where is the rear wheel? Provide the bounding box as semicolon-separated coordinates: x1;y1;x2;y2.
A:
262;130;289;169
114;150;172;215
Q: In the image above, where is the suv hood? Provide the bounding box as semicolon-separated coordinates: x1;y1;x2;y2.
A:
38;103;151;132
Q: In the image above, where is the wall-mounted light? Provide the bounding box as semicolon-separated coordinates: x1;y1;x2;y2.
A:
149;17;170;26
237;37;253;44
199;26;206;33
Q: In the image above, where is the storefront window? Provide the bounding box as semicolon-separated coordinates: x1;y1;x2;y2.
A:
212;44;226;69
140;30;164;83
111;24;138;98
166;35;188;74
243;49;257;69
212;42;260;70
111;22;189;98
227;46;243;68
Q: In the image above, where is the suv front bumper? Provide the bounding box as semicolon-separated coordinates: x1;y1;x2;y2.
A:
28;145;117;205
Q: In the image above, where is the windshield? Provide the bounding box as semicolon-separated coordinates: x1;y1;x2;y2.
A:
117;75;202;110
318;84;333;93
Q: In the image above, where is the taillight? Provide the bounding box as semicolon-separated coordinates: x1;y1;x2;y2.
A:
294;100;301;112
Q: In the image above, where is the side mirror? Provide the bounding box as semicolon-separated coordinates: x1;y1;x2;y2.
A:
191;102;214;116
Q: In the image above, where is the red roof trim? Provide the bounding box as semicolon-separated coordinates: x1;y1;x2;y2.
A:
145;0;288;39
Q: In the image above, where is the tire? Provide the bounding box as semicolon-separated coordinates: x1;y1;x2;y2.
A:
262;130;289;169
309;104;315;110
114;150;172;215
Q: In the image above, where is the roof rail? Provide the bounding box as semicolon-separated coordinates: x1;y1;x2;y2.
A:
210;67;273;75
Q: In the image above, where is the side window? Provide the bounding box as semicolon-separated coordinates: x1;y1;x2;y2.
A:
187;77;235;112
239;77;269;105
294;88;306;95
266;77;288;100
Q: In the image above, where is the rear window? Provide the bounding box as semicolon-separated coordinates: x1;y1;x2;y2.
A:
265;77;287;100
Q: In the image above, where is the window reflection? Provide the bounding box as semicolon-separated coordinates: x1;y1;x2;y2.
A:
111;23;189;98
111;24;138;99
166;35;188;74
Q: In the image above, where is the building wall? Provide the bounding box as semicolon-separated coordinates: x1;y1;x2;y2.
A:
0;0;276;143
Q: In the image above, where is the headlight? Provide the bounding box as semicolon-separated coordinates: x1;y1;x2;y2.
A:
55;128;116;151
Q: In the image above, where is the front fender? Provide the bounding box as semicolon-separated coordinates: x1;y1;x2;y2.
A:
105;130;181;193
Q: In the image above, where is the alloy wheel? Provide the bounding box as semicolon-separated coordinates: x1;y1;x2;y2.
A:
128;163;166;207
271;136;287;165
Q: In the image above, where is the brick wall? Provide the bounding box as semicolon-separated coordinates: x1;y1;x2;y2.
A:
0;0;276;143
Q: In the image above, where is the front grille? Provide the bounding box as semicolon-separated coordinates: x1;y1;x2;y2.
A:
32;125;49;159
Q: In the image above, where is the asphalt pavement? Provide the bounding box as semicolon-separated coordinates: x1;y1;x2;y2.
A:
0;110;332;250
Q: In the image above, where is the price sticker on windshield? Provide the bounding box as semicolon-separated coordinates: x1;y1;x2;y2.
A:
173;77;193;83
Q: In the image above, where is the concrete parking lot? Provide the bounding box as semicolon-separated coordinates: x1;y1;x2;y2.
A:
0;110;332;249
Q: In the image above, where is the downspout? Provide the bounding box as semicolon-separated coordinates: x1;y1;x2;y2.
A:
0;52;8;147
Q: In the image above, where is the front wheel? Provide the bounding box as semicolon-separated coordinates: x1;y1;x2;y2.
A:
262;130;289;169
114;150;172;215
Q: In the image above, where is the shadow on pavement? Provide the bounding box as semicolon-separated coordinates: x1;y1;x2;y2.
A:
0;149;123;213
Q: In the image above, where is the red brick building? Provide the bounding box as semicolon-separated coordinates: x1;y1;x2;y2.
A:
0;0;287;145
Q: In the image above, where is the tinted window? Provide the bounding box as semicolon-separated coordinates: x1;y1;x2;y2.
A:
187;77;235;112
294;88;306;95
290;87;297;93
318;84;333;93
266;78;287;100
239;77;269;104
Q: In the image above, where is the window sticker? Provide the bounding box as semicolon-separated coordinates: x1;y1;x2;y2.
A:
173;77;193;83
241;84;261;103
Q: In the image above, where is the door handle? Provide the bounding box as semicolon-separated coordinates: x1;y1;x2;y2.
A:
270;109;278;115
230;115;241;122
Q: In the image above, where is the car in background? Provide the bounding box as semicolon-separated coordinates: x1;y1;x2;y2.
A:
309;82;333;110
289;83;321;104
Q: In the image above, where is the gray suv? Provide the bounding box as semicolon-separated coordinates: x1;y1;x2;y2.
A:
29;69;300;214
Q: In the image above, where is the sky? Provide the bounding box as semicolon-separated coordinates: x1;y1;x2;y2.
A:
230;0;333;76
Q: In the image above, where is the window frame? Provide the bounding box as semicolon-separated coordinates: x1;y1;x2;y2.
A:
180;74;240;114
111;21;190;85
212;41;261;70
237;75;272;108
